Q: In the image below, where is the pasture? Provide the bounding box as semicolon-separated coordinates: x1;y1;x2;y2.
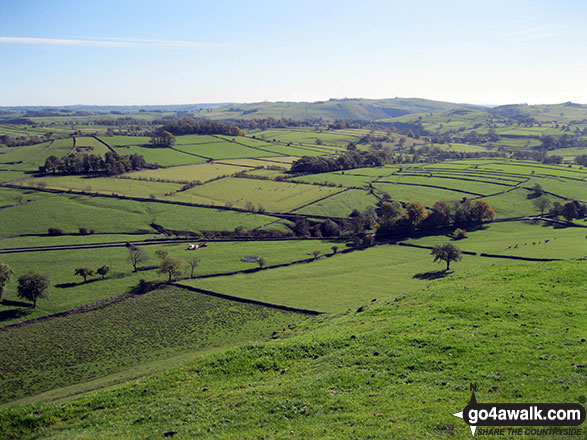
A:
0;239;337;325
180;244;532;313
0;285;304;404
0;193;287;237
125;162;246;182
2;260;584;439
165;177;341;212
403;220;587;259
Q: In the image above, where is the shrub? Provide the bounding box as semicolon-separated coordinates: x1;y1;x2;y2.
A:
48;227;63;236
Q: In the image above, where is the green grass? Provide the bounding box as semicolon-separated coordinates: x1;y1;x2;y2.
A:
180;244;534;313
73;137;111;155
97;136;151;147
372;182;471;206
1;261;584;439
112;145;207;166
125;162;246;182
165;177;341;212
0;193;287;237
292;189;379;217
0;240;337;325
18;175;182;198
0;285;305;404
403;220;587;259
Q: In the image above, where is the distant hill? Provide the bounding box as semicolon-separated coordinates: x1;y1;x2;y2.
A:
204;98;483;121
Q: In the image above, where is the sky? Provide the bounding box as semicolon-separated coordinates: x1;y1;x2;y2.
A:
0;0;585;106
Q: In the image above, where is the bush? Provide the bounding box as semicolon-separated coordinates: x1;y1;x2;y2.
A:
48;227;63;236
452;228;467;240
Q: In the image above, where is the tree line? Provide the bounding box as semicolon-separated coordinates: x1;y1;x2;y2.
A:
291;150;392;174
154;118;244;137
41;151;149;176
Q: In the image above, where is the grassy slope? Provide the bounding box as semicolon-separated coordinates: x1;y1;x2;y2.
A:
1;261;584;439
0;285;305;404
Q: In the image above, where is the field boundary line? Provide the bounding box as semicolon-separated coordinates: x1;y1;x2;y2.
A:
92;136;117;154
172;283;323;315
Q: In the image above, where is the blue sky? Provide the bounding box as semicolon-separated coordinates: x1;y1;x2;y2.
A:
0;0;585;106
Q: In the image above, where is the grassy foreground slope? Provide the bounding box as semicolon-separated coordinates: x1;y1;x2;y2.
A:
1;260;584;439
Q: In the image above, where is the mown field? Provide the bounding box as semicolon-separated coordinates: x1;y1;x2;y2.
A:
1;261;584;439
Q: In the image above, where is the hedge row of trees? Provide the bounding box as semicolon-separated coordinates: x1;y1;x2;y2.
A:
42;151;149;175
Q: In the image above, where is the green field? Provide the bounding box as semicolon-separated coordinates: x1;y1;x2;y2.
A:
165;177;341;212
0;193;287;237
125;162;247;182
292;189;379;217
0;240;337;325
180;244;532;313
19;174;181;198
403;220;587;259
2;261;583;439
0;285;304;404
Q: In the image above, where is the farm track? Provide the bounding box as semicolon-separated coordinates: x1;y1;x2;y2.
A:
0;236;330;254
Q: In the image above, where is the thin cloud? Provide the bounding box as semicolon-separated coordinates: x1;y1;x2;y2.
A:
0;36;227;48
504;27;555;42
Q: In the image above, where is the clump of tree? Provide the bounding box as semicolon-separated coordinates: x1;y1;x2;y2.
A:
376;198;496;239
0;134;44;147
0;263;13;301
257;257;267;269
155;118;244;137
149;130;176;147
17;271;50;308
42;151;149;176
431;243;462;271
550;200;587;221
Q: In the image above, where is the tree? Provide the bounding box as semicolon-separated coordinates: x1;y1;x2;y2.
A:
17;271;50;308
187;257;199;278
97;265;110;279
159;256;186;282
561;202;578;221
331;245;339;254
470;200;496;223
155;249;169;260
405;202;428;226
74;267;94;283
257;257;267;269
533;197;552;215
128;246;149;272
0;263;13;301
531;183;544;197
311;250;321;260
431;243;462;271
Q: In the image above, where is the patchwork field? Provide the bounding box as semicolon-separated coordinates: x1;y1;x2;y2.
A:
164;177;341;212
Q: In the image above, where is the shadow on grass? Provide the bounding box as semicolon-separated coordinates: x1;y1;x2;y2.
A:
0;307;31;322
413;270;452;280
